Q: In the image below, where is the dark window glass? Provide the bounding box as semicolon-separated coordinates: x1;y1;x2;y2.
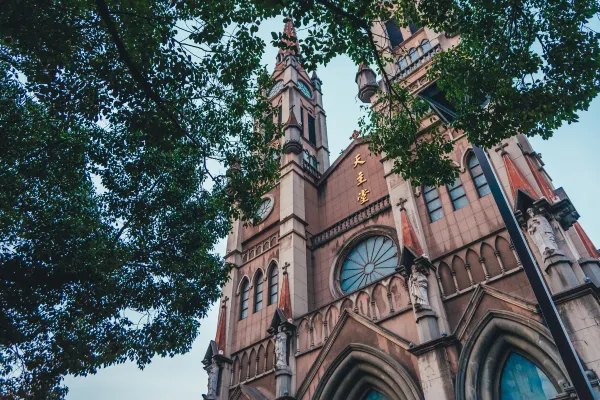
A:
385;19;404;48
300;107;304;136
240;279;250;319
308;114;316;145
447;177;468;210
254;271;263;312
418;82;457;124
408;23;420;35
311;156;318;169
268;265;278;305
424;185;444;222
468;153;491;197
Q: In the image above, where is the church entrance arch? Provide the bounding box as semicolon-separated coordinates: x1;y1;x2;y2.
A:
311;344;423;400
456;310;569;400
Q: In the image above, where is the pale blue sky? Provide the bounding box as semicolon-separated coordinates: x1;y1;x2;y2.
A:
65;18;600;399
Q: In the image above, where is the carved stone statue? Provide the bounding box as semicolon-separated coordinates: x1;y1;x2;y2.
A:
527;208;558;257
274;328;288;370
205;359;219;398
409;264;430;310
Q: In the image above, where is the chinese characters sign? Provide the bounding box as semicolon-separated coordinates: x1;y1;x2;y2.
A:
354;154;370;205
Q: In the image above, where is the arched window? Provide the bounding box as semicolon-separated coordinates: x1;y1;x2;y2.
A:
398;57;409;70
421;39;432;53
268;264;278;305
446;177;468;210
500;353;558;399
240;279;250;320
385;19;404;48
364;390;390;400
468;152;491;197
254;270;264;312
424;185;444;222
340;236;398;294
409;48;419;63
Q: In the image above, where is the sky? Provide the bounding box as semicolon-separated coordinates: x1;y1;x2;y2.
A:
64;18;600;399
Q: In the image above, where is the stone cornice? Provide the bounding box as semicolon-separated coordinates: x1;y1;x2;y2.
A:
408;335;459;356
552;281;599;305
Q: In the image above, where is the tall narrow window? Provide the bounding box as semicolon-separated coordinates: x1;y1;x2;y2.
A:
268;264;278;305
447;177;469;210
300;107;305;135
424;185;444;222
278;106;282;125
468;153;491;197
385;19;404;48
240;279;250;319
308;114;316;145
254;271;264;312
408;23;420;35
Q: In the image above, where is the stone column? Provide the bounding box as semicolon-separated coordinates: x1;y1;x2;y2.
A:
407;258;455;400
543;251;579;292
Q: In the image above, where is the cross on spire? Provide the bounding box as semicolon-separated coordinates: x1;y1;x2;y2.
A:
396;197;408;211
494;142;509;155
221;296;229;309
283;262;290;275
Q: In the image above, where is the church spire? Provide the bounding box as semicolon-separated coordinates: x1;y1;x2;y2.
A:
500;150;539;202
399;202;424;256
278;263;293;319
280;17;299;56
214;297;228;353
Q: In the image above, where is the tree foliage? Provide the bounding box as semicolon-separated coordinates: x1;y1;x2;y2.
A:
277;0;600;185
1;0;281;397
2;0;600;397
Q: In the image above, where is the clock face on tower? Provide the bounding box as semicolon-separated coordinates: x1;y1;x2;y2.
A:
298;80;312;98
268;80;284;98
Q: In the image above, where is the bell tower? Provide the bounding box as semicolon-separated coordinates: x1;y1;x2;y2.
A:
267;18;330;172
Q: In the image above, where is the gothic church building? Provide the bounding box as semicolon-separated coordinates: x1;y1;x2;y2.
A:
202;18;600;400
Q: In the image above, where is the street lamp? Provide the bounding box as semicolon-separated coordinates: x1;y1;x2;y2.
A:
419;93;597;400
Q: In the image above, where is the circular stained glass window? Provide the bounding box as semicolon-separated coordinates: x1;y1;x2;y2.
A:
256;197;274;221
340;236;399;294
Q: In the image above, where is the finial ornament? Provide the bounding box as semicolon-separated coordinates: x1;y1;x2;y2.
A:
221;296;229;308
494;142;509;155
283;262;290;275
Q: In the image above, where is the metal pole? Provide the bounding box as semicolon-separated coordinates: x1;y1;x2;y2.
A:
472;144;596;400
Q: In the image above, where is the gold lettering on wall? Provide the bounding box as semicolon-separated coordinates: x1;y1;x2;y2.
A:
353;154;366;168
358;189;370;205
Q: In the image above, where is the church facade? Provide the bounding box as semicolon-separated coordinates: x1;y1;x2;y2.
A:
202;19;600;400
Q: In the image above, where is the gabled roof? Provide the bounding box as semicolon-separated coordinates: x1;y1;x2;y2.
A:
452;284;539;341
295;309;413;399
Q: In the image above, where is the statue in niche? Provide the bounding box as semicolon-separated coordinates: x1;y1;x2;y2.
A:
274;328;288;370
205;359;219;398
409;264;430;310
526;208;558;257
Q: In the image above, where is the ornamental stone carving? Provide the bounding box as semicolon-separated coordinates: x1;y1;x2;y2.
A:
204;359;219;399
526;208;558;257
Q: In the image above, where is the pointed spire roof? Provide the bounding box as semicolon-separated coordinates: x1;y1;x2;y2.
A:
279;17;299;56
573;222;600;259
500;151;539;201
284;107;300;129
215;298;228;353
400;206;424;256
524;154;555;203
278;263;292;319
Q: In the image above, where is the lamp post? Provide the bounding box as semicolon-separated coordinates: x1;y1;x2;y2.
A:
419;94;596;400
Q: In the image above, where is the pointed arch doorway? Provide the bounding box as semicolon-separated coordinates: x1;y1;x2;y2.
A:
311;344;423;400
